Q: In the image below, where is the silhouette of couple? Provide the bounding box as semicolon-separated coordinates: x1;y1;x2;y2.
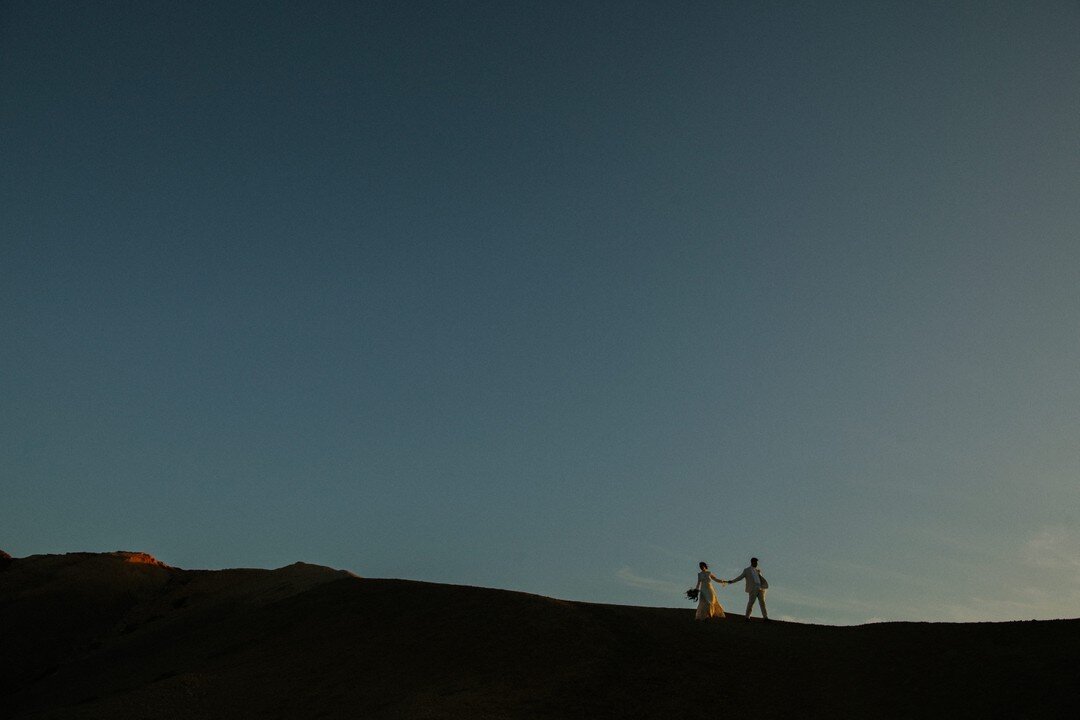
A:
694;557;769;622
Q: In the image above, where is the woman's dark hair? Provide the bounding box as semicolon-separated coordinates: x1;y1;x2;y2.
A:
699;561;708;570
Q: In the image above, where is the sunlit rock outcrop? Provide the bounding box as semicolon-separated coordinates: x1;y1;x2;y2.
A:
110;551;169;567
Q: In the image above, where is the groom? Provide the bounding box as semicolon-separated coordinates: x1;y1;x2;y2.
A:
726;557;769;621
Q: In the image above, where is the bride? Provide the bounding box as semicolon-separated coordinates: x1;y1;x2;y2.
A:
694;561;726;620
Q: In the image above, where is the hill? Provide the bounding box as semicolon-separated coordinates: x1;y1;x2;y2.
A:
1;551;1077;719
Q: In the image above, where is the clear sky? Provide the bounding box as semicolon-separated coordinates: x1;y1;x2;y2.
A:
3;1;1078;625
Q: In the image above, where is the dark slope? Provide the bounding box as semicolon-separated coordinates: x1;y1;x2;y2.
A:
2;553;1077;719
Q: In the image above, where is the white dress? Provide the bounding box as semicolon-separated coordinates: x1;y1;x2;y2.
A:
695;570;725;620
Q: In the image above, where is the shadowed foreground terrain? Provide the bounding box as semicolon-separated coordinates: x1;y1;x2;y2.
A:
1;552;1077;719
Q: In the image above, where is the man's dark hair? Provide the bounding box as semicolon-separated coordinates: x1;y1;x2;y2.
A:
750;557;759;566
699;561;708;570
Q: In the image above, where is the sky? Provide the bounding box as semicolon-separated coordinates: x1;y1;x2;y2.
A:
2;1;1079;625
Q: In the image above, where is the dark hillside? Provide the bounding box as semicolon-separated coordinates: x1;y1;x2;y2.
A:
2;553;1077;719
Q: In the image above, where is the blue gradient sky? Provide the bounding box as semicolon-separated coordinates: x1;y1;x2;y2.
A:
3;1;1079;624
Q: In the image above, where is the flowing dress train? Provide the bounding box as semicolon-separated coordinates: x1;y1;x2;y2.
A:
695;570;725;620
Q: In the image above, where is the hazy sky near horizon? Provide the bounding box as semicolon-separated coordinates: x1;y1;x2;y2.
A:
3;1;1079;624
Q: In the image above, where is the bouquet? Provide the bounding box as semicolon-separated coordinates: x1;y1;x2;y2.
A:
685;588;699;602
